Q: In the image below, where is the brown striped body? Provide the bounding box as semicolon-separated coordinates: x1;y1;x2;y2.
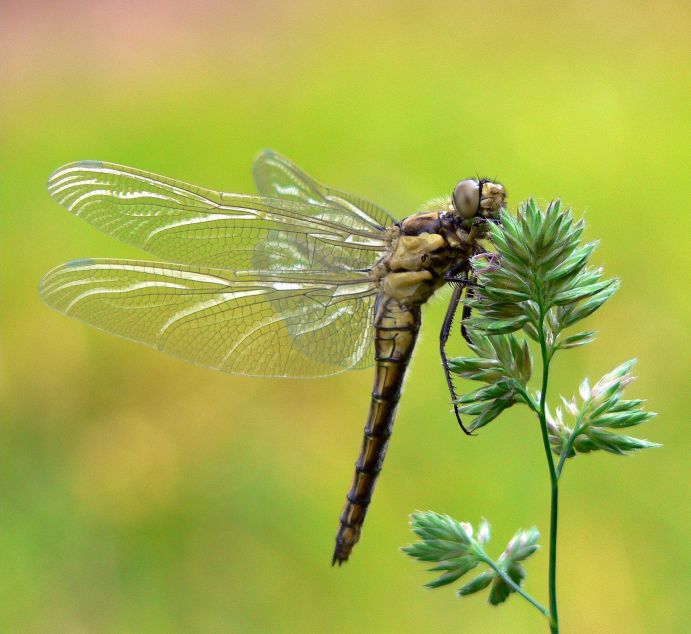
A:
333;298;420;564
332;209;479;565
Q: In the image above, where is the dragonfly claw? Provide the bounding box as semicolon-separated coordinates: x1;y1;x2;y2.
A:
454;404;473;436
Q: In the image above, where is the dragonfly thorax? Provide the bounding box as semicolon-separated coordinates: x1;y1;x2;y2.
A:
371;210;476;306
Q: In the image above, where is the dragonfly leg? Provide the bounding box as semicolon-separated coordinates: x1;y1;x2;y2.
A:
439;280;471;435
444;261;470;284
459;275;475;345
443;273;480;285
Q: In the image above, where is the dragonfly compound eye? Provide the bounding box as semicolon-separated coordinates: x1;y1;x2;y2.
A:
452;179;480;219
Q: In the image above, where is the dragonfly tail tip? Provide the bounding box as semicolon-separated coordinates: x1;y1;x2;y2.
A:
332;547;350;567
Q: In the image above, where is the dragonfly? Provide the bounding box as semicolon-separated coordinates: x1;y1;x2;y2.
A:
39;151;506;564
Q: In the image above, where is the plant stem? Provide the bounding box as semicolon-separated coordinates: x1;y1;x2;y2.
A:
556;418;584;479
546;479;559;634
516;385;540;413
481;557;549;617
536;311;560;634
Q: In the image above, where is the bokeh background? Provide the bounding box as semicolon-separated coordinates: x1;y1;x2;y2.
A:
2;1;689;632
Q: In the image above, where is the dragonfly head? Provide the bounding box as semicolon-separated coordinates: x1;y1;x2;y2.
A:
451;178;506;224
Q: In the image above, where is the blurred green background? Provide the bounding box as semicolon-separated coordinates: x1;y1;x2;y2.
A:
1;1;689;632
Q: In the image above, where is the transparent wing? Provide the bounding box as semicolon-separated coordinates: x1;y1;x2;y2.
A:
48;161;388;272
40;259;378;377
253;149;396;230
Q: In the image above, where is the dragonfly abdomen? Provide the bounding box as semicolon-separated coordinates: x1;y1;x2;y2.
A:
333;297;421;565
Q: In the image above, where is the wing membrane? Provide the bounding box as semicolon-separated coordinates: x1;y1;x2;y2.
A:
48;161;388;272
40;259;378;377
253;150;396;230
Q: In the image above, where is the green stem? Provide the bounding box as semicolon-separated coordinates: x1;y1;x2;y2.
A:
536;311;559;634
481;557;549;617
547;479;559;634
516;385;539;413
556;417;585;479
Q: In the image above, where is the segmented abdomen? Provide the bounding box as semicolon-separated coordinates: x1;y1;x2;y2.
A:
332;296;421;565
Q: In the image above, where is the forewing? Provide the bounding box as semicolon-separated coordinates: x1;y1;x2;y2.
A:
48;161;388;272
253;150;396;231
40;259;377;377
